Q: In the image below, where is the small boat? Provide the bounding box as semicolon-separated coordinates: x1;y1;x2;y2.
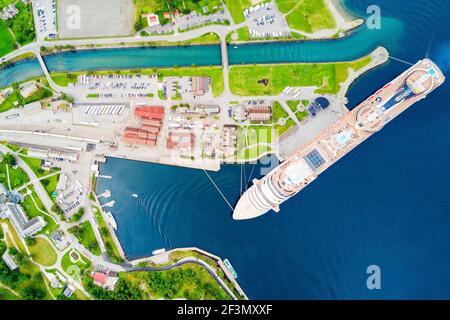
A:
106;212;117;230
132;193;138;198
223;259;238;279
233;46;238;49
152;248;166;255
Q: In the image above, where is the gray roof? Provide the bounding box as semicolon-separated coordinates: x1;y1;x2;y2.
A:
2;251;18;271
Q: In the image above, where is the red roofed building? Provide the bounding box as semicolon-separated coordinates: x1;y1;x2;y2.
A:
167;132;195;151
92;272;107;285
123;106;165;147
135;106;164;120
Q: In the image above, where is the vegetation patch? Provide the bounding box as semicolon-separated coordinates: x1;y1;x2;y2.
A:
275;0;336;33
68;221;101;256
229;55;373;96
27;238;57;267
84;264;230;300
224;0;253;24
0;21;15;57
61;249;91;274
0;226;53;300
94;206;123;264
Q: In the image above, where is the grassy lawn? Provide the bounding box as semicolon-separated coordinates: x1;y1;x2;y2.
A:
0;163;30;190
287;100;310;122
40;174;60;197
272;101;296;136
287;100;299;112
19;156;43;176
227;27;251;42
224;0;253;24
3;1;35;46
68;221;101;256
20;187;59;235
0;85;51;114
52;66;224;97
229;55;373;96
60;249;91;274
276;0;336;33
51;73;78;87
0;88;21;113
272;101;289;121
274;118;296;137
93;206;123;264
28;238;57;267
296;110;309;122
0;21;15;58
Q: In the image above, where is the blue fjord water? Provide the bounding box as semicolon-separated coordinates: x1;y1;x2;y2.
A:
1;0;449;299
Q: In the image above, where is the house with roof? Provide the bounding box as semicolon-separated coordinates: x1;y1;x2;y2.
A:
2;251;18;271
91;270;119;291
62;284;75;298
142;13;160;27
1;4;18;20
19;82;39;99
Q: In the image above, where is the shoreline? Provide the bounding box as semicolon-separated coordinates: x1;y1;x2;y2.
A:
331;0;357;22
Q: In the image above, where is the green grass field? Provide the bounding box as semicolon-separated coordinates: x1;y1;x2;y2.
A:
0;89;21;113
224;0;253;24
272;101;296;137
28;238;57;267
276;0;336;33
229;55;373;96
0;21;15;57
5;1;35;46
69;221;101;256
0;163;30;190
61;249;91;274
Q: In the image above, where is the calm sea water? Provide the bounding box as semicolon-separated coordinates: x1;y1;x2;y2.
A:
1;0;449;299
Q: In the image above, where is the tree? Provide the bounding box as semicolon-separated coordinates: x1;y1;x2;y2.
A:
25;237;36;246
2;153;16;166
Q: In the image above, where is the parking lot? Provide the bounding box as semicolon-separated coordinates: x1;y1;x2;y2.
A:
161;76;213;100
72;103;130;129
175;10;228;32
72;74;158;100
245;2;290;38
57;0;133;38
32;0;57;40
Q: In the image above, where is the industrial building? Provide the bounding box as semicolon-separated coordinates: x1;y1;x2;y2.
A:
123;106;165;147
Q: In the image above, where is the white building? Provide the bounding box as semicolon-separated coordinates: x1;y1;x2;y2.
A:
2;251;18;271
0;203;46;238
1;5;18;20
19;82;39;99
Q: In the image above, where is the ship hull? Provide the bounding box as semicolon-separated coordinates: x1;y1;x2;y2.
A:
233;59;445;220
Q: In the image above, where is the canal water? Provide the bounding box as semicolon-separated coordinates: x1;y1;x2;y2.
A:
2;0;450;299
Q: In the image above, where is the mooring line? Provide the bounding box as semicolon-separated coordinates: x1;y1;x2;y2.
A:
389;55;414;66
203;169;234;211
246;162;257;190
